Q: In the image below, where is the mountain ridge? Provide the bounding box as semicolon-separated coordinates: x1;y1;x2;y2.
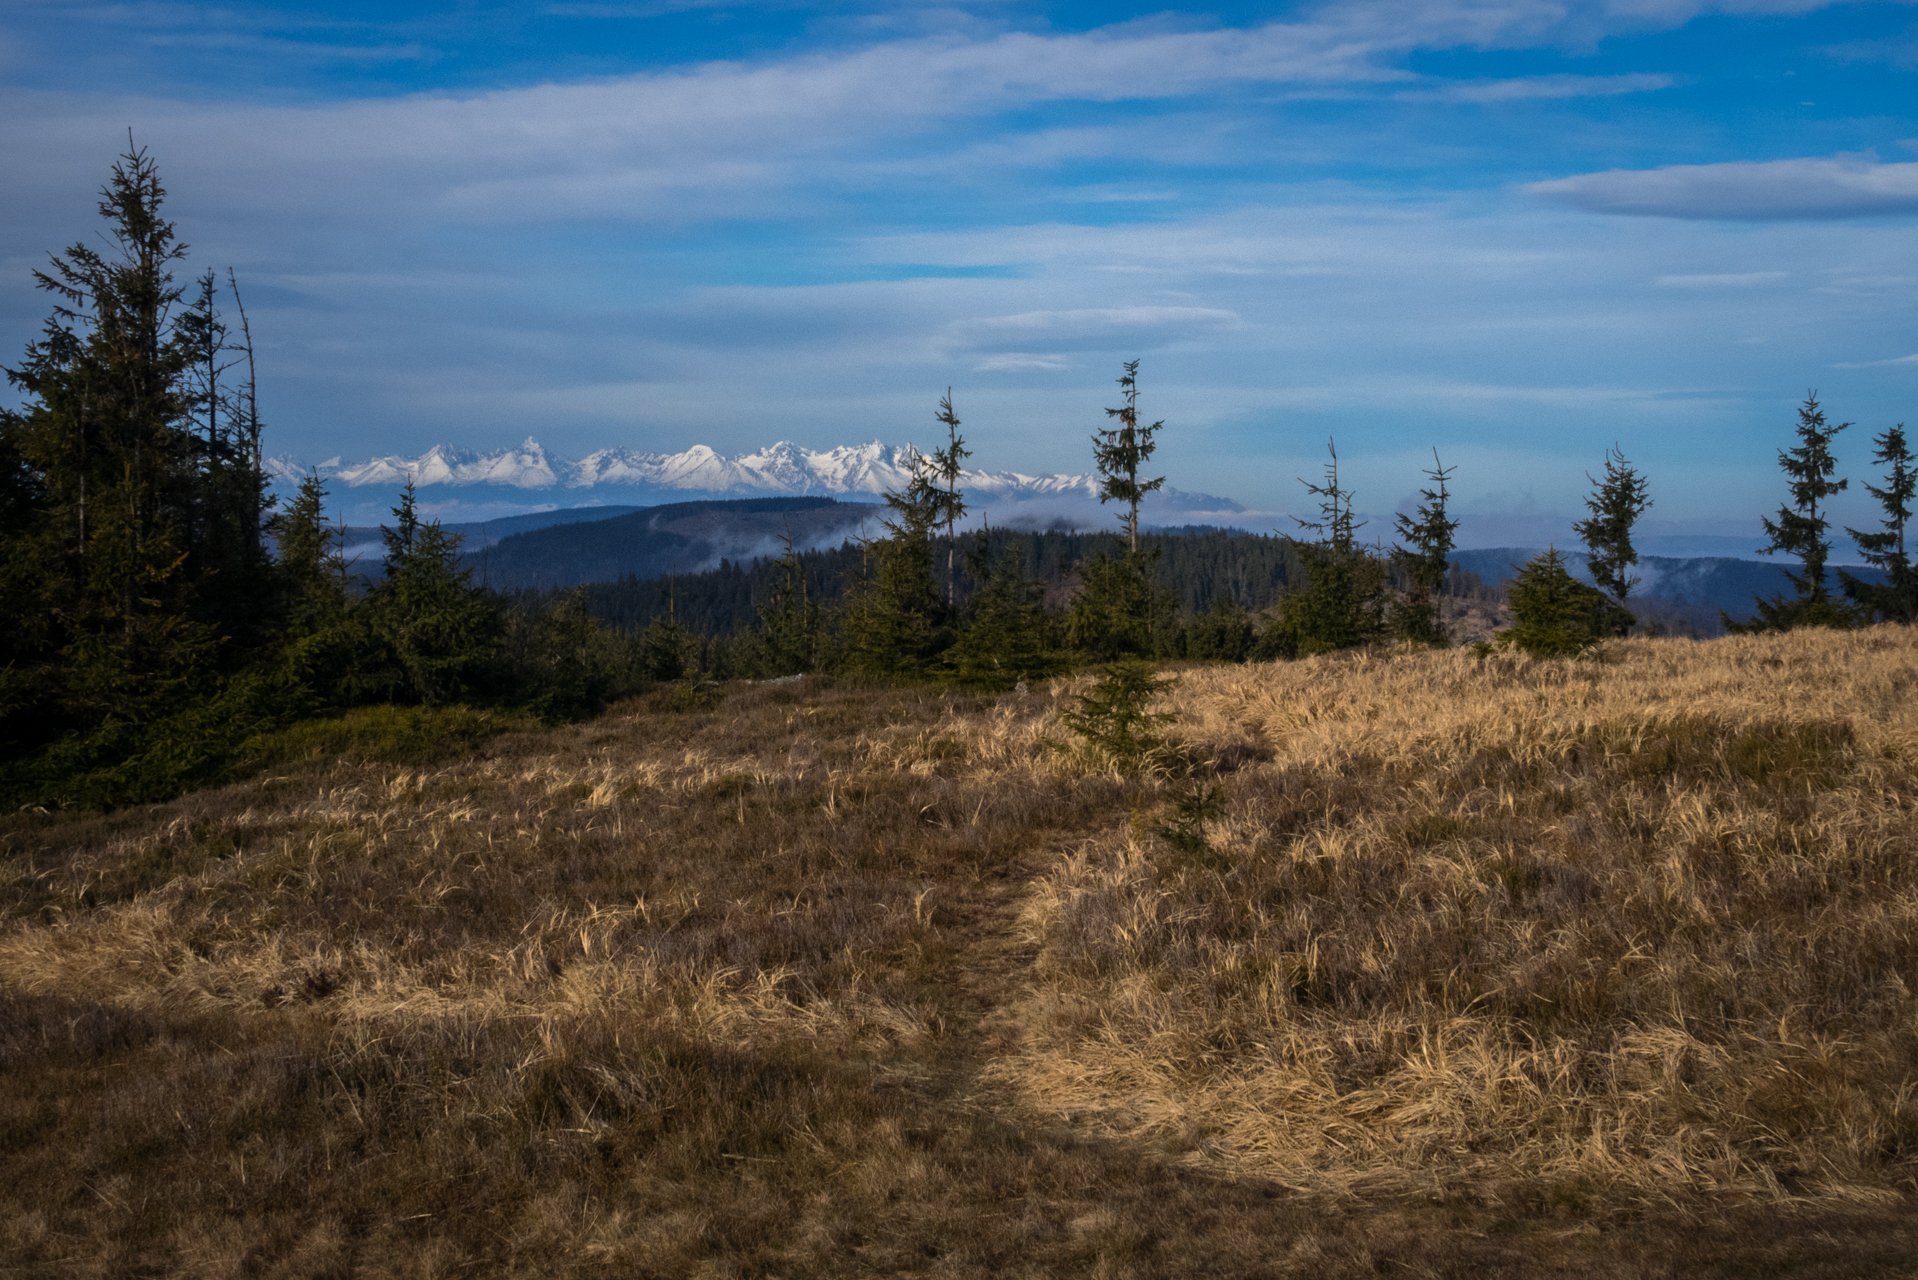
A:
268;437;1239;510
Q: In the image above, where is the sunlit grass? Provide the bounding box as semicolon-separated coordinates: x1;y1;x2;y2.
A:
4;631;1917;1275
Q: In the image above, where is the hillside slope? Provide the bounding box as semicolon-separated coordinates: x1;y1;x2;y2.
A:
467;495;883;591
4;630;1918;1275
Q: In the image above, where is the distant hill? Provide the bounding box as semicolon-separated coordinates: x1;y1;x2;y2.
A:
1451;547;1888;625
465;496;885;592
445;506;647;546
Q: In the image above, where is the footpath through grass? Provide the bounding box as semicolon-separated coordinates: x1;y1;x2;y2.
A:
4;634;1918;1276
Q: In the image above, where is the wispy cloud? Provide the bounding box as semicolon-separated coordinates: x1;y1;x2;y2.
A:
946;305;1241;355
974;352;1070;371
1397;72;1675;103
1526;155;1918;220
1832;353;1918;368
1655;271;1788;286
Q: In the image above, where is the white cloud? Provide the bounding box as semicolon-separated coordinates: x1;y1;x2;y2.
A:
1397;72;1675;102
0;4;1740;229
1525;155;1918;220
1831;353;1918;368
945;304;1241;354
1655;271;1788;286
975;352;1071;371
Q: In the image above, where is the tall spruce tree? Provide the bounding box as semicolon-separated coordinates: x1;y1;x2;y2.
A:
1094;359;1165;555
1729;392;1858;632
0;143;279;770
1276;439;1386;657
1841;424;1918;624
1390;449;1458;646
930;389;970;607
1572;445;1651;637
1069;360;1171;656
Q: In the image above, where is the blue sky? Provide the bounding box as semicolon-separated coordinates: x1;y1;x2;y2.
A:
2;0;1915;538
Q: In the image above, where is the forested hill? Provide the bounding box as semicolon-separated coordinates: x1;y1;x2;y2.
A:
557;528;1883;638
569;525;1314;636
463;496;882;591
459;495;1888;634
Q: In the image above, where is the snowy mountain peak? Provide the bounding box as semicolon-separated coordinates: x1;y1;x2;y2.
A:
270;439;1095;500
263;438;1242;514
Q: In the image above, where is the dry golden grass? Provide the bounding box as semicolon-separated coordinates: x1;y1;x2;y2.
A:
3;635;1918;1276
1010;626;1918;1210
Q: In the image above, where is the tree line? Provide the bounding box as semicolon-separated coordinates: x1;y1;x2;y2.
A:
3;148;1910;809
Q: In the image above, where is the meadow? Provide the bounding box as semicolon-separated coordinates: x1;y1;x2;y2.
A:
4;626;1918;1276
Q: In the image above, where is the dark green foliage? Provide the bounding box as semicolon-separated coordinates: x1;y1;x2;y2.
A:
238;703;536;769
1;152;832;809
1156;781;1227;863
1065;550;1175;659
736;533;824;677
1572;445;1651;636
501;588;629;721
265;471;385;704
1061;660;1176;769
1094;360;1165;554
1731;393;1860;633
938;529;1063;689
366;482;500;705
1274;440;1387;657
0;144;289;807
638;610;693;682
1172;595;1257;663
1276;544;1387;657
1390;449;1459;646
581;525;1307;639
930;389;970;607
1498;548;1613;657
1841;424;1918;624
841;452;951;677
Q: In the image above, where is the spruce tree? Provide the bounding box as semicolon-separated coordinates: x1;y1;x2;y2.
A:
1064;550;1168;659
0;145;304;804
1498;548;1612;657
841;450;948;676
1840;424;1918;624
1069;360;1172;656
751;533;821;675
1572;445;1651;637
1094;359;1165;555
638;610;690;682
930;390;970;607
1729;392;1858;632
941;526;1060;689
1390;449;1458;646
367;482;498;704
1276;439;1386;656
264;471;382;705
0;143;280;774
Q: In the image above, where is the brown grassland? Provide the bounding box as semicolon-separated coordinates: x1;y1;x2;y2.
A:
5;626;1918;1276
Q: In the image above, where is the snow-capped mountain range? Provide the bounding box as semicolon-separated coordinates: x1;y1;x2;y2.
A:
269;438;1240;512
